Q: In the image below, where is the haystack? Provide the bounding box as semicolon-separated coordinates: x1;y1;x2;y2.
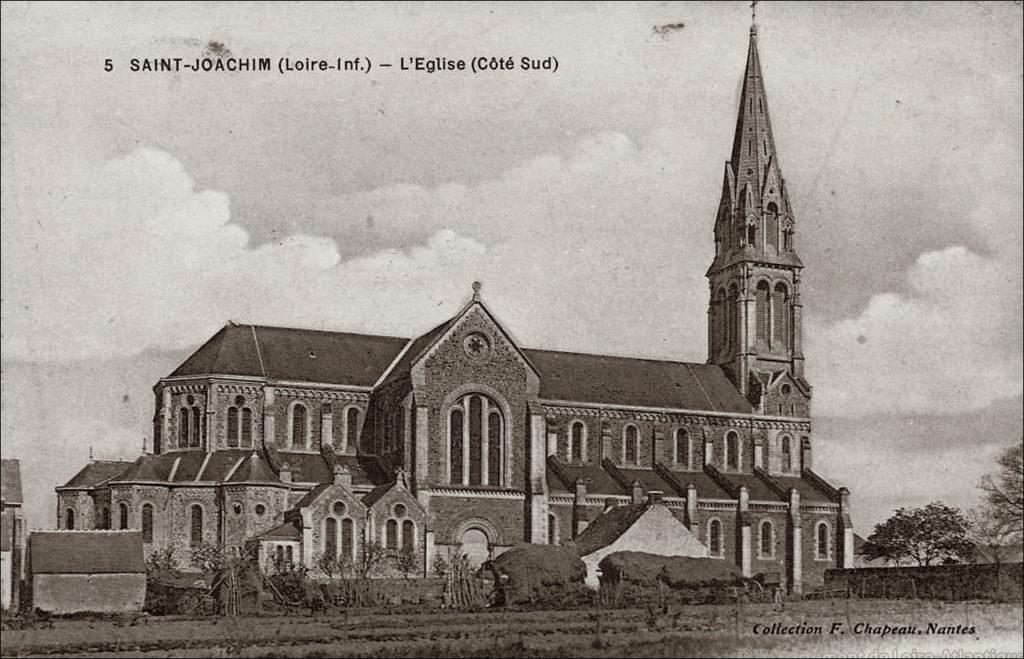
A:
483;544;586;605
598;551;744;589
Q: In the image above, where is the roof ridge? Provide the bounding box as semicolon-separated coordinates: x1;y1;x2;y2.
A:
684;363;718;412
524;346;710;367
240;322;410;341
251;326;267;377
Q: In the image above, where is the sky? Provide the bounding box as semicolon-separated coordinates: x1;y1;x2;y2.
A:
1;1;1021;534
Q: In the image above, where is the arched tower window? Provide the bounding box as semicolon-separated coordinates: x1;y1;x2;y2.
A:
570;421;584;462
766;202;779;250
755;280;770;345
191;406;202;447
623;425;639;465
675;428;689;467
65;508;75;530
816;522;831;560
728;284;739;350
227;407;239;447
324;517;337;560
101;507;111;530
291;403;308;449
547;514;558;545
448;393;505;487
716;288;727;350
180;407;190;446
119;502;129;530
241;408;253;447
708;518;723;557
142;504;153;543
780;435;792;473
759;520;774;558
190;505;203;547
747;224;757;247
773;283;789;347
726;431;740;471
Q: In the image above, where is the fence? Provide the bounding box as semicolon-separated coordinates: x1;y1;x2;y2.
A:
824;562;1023;601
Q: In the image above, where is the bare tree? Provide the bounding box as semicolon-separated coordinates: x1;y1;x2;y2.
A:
968;507;1018;566
979;442;1024;535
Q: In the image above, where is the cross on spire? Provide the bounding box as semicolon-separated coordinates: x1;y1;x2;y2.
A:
750;0;758;33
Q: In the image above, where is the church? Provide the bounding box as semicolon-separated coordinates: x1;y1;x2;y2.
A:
56;25;854;594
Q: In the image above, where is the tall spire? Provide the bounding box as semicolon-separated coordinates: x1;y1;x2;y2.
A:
728;25;779;208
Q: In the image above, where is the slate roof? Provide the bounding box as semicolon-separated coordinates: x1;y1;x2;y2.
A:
523;349;752;413
226;452;280;484
571;503;651;556
167;321;753;415
772;474;836;503
170;323;408;387
58;460;134;489
30;531;145;574
291;483;333;509
1;459;23;504
547;457;623;496
255;521;302;541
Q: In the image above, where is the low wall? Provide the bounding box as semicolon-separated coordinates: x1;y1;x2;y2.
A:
824;562;1023;601
33;573;146;614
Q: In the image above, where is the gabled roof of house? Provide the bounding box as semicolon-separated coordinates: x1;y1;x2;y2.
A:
170;323;408;387
571;502;651;556
30;531;145;574
523;349;752;413
58;460;134;489
1;459;23;504
291;483;333;509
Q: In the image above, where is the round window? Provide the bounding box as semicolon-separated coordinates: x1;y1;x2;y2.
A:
232;502;243;515
254;503;266;516
235;395;245;406
186;394;195;405
462;332;491;360
394;503;406;518
781;384;791;395
332;501;346;516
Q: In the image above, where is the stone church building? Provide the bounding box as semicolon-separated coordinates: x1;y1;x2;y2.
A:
57;26;854;593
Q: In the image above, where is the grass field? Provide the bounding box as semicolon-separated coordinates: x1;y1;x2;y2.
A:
1;599;1021;657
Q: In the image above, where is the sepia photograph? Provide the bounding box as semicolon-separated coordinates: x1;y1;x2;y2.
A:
1;1;1021;656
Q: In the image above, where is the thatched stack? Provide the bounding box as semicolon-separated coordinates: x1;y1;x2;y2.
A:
484;543;587;605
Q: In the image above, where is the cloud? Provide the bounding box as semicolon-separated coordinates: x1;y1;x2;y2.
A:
807;245;1022;417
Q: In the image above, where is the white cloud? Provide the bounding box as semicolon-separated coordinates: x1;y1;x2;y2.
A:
807;245;1022;417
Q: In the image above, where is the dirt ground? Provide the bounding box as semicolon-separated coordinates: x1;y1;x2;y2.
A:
1;599;1021;658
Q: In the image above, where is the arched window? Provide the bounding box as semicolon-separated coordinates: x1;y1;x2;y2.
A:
773;283;789;347
119;502;129;530
142;504;153;543
180;407;190;446
816;522;830;560
747;224;757;247
275;545;284;563
708;518;723;557
547;514;558;545
65;508;75;530
345;407;360;450
448;394;505;486
190;505;203;547
101;507;111;530
755;280;770;345
765;202;779;250
325;517;337;560
402;520;415;554
241;408;253;447
460;528;490;568
759;520;774;559
781;435;792;473
227;407;239;447
291;403;308;449
385;519;398;551
783;225;794;251
285;546;293;563
716;288;727;349
192;406;202;447
623;425;639;465
341;518;354;560
570;421;584;462
726;431;739;471
449;409;464;484
675;429;689;467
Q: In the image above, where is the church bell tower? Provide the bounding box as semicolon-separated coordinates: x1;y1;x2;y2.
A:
706;23;806;398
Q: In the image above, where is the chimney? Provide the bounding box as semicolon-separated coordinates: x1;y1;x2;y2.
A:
333;463;351;488
279;461;292;484
738;485;749;513
630;479;644;505
838;486;850;514
647;490;663;506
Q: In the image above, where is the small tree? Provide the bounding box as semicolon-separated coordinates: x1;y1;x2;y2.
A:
968;506;1018;566
432;551;450;578
146;545;179;575
395;547;419;579
356;540;387;579
865;502;974;566
315;552;338;579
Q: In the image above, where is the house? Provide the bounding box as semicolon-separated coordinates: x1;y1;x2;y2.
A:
571;491;707;589
1;459;27;610
28;531;146;614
